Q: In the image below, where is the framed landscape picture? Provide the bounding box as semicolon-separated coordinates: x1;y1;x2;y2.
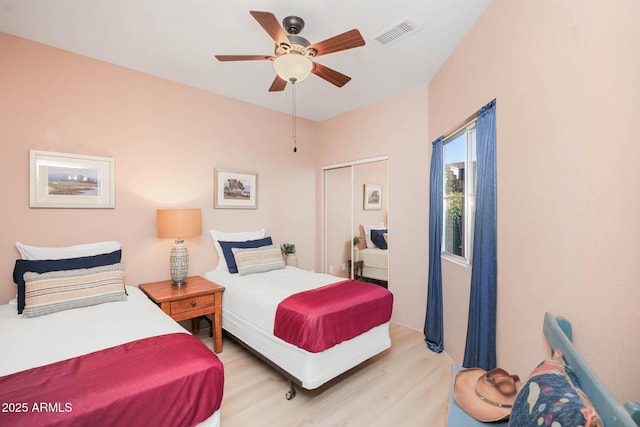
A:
214;169;258;209
29;150;115;208
364;183;382;210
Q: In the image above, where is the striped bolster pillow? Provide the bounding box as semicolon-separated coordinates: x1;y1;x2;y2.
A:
22;263;127;317
232;245;285;276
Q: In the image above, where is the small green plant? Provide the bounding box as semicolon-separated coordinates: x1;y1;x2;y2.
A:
281;243;296;255
353;236;361;246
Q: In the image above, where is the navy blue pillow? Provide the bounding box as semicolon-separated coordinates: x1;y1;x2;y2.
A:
13;250;122;314
218;237;273;274
371;229;388;250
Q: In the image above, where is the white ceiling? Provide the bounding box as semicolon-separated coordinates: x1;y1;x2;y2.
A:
0;0;490;122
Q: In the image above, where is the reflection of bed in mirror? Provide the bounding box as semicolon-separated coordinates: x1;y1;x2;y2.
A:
359;247;388;283
359;223;388;285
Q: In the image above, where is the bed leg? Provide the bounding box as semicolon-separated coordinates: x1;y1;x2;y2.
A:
285;379;297;400
198;316;213;338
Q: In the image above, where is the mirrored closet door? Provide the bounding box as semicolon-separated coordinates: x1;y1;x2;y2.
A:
323;157;389;287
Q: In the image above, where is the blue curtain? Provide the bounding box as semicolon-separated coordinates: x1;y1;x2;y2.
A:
463;99;497;370
424;136;444;353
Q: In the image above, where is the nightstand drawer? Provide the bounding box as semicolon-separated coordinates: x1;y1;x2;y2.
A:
171;294;215;315
139;276;225;353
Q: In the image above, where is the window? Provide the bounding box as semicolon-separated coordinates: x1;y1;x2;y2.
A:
443;122;476;262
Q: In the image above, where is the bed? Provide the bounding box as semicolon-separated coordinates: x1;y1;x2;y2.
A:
206;266;392;399
447;312;640;426
1;241;224;427
207;227;393;399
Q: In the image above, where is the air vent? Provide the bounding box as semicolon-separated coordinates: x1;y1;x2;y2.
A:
372;17;421;47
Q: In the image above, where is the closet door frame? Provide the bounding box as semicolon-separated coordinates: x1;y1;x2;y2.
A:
322;155;389;278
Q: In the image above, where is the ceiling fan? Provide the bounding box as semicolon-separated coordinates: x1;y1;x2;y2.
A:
215;10;365;92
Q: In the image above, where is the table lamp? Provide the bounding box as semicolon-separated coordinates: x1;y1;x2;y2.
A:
157;208;202;286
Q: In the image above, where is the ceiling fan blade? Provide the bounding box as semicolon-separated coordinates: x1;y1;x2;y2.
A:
215;54;272;62
309;29;365;57
250;11;289;46
311;62;352;87
268;75;288;92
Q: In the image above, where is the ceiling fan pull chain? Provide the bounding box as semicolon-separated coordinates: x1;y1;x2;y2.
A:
292;81;297;153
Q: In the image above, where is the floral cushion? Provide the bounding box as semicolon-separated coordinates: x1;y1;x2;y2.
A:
508;350;602;427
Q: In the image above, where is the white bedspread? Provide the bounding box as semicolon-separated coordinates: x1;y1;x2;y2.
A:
0;286;186;376
206;266;343;333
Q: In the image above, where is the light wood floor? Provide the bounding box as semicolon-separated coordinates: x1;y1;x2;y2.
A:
194;322;454;427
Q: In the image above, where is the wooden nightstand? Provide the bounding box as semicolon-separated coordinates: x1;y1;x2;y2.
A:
139;276;225;353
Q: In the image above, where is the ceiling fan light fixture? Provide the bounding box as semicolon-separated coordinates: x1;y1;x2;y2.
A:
273;53;313;83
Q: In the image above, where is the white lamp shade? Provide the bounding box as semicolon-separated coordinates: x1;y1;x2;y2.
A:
273;54;313;83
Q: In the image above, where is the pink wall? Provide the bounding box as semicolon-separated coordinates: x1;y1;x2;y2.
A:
0;32;320;304
3;0;639;403
317;87;430;330
429;0;640;403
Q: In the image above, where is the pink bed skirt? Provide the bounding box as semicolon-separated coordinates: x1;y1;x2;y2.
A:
274;279;393;353
0;333;224;427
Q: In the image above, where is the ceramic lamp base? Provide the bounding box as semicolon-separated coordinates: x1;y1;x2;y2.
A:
170;239;188;286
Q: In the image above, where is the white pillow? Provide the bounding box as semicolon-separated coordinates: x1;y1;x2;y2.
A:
209;228;265;271
362;222;386;249
15;241;122;260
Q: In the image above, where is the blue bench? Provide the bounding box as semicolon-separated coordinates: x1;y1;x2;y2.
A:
447;312;640;426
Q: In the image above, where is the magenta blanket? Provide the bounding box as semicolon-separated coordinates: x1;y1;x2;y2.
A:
0;333;224;427
274;280;393;353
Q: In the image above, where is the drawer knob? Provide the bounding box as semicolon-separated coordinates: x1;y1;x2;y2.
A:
191;301;197;307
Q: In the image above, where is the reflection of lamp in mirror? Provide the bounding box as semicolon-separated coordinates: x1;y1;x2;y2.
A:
157;208;202;286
